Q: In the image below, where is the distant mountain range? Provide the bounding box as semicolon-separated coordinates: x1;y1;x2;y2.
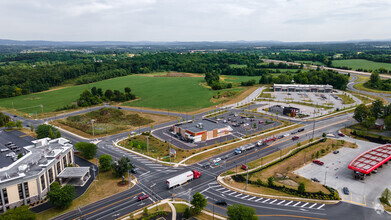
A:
0;39;390;47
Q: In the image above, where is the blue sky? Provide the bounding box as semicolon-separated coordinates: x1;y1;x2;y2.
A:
1;0;391;42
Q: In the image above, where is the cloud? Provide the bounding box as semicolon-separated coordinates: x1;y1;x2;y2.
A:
0;0;390;41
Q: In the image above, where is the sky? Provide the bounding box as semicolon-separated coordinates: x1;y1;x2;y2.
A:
1;0;391;42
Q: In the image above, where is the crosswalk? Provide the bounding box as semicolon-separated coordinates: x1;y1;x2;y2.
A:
206;185;327;210
104;144;183;173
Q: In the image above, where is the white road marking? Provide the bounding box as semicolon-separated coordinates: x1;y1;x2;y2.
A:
255;198;263;202
200;187;210;194
262;199;270;203
309;203;317;208
293;202;301;206
317;204;325;209
269;199;277;204
222;190;231;193
235;194;243;197
277;200;285;205
248;196;256;201
285;201;293;206
216;188;225;191
241;195;249;199
301;202;309;207
228;192;237;196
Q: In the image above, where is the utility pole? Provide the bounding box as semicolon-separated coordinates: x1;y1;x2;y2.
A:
245;166;249;190
91;119;96;137
128;170;131;189
146;136;149;154
312;110;315;140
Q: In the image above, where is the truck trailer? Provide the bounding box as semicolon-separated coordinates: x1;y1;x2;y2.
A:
166;170;201;188
234;144;257;154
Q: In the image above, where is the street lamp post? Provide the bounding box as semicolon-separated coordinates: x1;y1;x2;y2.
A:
91;119;96;137
245;166;250;191
146;136;149;154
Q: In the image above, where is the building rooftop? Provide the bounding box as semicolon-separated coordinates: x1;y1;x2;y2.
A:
0;138;73;184
273;84;333;88
348;144;391;174
176;119;228;133
58;167;90;178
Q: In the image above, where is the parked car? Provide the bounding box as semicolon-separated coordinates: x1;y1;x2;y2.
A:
291;131;298;134
313;160;324;166
131;167;139;174
0;148;9;152
278;135;284;139
258;121;264;124
202;162;210;168
215;200;228;205
223;155;229;160
5;142;13;146
292;136;299;140
298;128;305;132
241;164;248;170
338;133;345;137
311;178;320;182
138;194;149;201
343;187;349;195
333;150;339;154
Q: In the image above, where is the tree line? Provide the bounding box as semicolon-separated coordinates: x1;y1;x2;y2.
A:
353;100;391;130
77;86;136;107
365;72;391;91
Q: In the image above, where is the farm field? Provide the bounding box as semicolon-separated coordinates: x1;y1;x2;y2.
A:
0;74;230;114
294;60;325;66
332;59;391;71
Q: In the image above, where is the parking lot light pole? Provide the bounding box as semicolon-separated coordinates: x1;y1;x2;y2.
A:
245;166;249;191
146;136;149;154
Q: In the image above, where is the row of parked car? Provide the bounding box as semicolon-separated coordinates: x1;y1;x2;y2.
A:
1;142;21;152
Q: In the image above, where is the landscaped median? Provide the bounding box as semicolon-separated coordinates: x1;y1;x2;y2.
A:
115;120;300;166
217;138;357;203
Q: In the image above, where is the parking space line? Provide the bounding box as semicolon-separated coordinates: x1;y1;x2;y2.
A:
293;202;301;206
301;202;309;207
262;199;270;203
270;199;277;204
235;194;243;197
248;196;256;201
317;204;325;209
309;203;317;208
216;188;225;191
285;201;293;206
255;198;263;202
241;195;249;199
222;190;231;193
277;200;285;205
228;192;237;196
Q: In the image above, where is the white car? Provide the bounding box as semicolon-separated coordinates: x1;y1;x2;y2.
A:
283;133;289;137
213;158;221;164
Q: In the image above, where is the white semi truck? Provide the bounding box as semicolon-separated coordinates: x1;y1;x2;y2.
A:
166;170;202;188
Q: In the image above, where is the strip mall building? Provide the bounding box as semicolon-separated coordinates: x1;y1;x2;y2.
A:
173;119;231;143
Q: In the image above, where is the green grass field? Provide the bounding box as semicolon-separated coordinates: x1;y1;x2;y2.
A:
294;60;325;66
332;59;391;71
0;74;225;113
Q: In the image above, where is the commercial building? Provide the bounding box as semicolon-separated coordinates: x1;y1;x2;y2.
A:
273;84;333;93
0;138;86;212
269;105;300;117
348;144;391;180
173;119;231;143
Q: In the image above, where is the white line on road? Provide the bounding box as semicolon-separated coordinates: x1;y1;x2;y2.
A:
255;198;263;202
293;202;301;206
309;203;317;208
241;195;249;199
262;199;270;203
248;196;256;201
317;204;325;209
200;187;210;194
216;188;225;191
301;202;309;207
228;192;237;196
277;200;285;205
269;199;277;204
235;194;243;197
285;201;293;206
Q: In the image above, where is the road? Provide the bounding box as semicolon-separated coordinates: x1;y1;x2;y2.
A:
2;80;390;219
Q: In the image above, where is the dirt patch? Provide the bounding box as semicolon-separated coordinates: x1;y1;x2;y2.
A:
24;96;41;100
278;179;299;187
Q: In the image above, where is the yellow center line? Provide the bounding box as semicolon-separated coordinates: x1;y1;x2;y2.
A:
72;192;142;220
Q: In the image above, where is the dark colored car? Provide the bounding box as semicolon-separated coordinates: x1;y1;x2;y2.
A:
313;160;324;166
131;167;139;174
333;150;339;154
298;128;305;132
292;136;299;140
291;131;298;134
343;187;349;195
338;133;345;137
138;194;149;201
215;200;227;205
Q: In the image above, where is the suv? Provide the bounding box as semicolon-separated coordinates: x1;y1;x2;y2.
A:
311;178;320;182
343;187;349;195
292;136;299;140
131;167;139;174
313;160;324;166
298;128;305;132
215;200;227;206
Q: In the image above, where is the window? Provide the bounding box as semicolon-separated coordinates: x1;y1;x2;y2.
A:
2;189;8;204
40;174;46;190
48;168;54;183
18;184;23;200
57;161;61;175
63;156;67;168
68;151;72;164
24;183;29;198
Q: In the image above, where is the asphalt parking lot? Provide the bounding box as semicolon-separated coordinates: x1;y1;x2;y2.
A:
294;137;389;209
152;110;282;149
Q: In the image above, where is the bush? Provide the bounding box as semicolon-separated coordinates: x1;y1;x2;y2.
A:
75;142;97;159
35;124;58;139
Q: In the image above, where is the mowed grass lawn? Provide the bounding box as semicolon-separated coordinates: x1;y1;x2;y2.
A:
0;75;224;113
332;59;391;71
